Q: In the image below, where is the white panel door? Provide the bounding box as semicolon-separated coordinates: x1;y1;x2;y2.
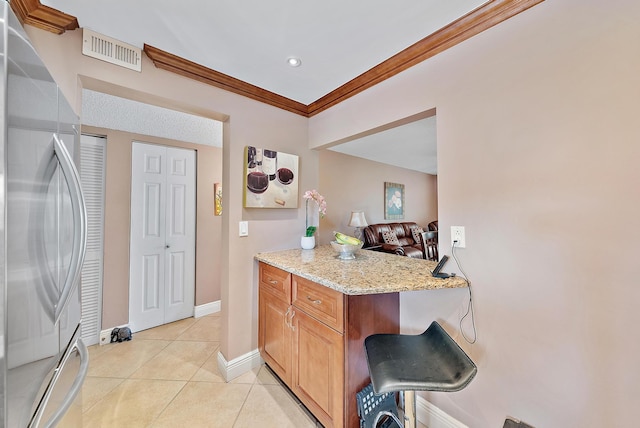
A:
129;143;195;332
164;147;196;323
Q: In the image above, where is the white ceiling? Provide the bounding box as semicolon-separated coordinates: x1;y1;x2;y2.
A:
329;116;437;175
42;0;486;174
42;0;486;105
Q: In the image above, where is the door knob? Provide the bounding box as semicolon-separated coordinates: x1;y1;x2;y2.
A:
165;245;170;249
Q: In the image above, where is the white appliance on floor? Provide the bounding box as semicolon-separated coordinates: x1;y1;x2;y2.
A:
1;1;89;426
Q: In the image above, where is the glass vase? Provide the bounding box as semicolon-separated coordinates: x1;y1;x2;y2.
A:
305;200;319;234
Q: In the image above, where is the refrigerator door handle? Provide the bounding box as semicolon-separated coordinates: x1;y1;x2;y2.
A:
29;337;89;428
43;339;89;428
52;134;87;325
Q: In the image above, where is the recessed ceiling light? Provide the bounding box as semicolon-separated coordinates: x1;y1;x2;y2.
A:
287;57;302;67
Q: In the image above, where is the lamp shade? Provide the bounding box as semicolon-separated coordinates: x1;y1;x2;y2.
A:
348;211;368;228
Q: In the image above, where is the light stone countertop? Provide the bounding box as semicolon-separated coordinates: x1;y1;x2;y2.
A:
255;245;468;295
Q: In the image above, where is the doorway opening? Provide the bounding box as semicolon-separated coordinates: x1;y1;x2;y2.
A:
129;142;196;332
80;89;223;340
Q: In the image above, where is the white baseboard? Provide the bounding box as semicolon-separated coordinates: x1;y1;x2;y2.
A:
99;324;130;346
194;300;221;318
217;349;264;382
416;396;468;428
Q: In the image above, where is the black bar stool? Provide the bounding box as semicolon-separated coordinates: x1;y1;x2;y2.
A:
364;321;477;428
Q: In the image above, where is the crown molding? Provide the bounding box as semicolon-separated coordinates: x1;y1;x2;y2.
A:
16;0;543;116
307;0;544;116
143;44;309;117
10;0;78;35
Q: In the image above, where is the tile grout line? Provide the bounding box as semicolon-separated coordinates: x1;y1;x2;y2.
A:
81;376;127;415
146;380;190;427
231;370;261;427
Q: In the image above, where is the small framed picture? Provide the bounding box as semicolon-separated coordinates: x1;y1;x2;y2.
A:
214;182;222;216
384;182;405;220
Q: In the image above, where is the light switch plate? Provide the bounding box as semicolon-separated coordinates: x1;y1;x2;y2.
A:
239;221;249;237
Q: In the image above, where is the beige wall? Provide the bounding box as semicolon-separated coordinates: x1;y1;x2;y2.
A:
310;0;640;426
318;150;437;243
83;126;222;328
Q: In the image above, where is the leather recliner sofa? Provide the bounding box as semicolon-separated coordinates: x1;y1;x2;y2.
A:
362;222;424;258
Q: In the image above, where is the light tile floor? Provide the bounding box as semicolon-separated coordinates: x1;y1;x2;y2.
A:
81;314;321;427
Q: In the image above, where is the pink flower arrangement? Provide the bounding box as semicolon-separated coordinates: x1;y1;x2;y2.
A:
303;190;327;236
303;189;327;217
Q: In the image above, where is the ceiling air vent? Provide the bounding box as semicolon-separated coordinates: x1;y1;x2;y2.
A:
82;28;142;72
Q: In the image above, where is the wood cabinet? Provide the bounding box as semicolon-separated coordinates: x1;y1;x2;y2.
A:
258;262;399;428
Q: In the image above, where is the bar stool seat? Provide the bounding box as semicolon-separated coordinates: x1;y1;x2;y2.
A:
364;321;477;427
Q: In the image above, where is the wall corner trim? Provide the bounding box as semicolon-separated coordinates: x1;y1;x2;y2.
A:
217;349;264;382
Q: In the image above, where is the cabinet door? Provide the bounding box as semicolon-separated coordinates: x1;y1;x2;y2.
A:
258;289;292;384
291;310;344;428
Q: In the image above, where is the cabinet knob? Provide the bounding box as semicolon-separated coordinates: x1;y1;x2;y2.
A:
289;309;296;331
268;279;278;285
306;296;322;305
284;307;291;328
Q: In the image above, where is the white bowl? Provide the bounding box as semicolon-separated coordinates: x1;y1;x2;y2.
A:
330;240;364;260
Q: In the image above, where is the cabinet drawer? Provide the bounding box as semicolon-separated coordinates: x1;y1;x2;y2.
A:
259;263;291;303
293;275;344;333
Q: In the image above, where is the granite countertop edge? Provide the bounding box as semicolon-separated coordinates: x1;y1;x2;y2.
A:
255;245;467;295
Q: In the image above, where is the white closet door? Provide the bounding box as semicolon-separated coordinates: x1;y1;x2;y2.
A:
79;135;106;346
129;142;195;333
164;147;196;323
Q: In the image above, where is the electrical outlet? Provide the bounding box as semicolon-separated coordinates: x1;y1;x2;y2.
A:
99;330;111;345
451;226;466;248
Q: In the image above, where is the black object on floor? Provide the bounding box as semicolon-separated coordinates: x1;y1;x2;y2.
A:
356;383;400;428
111;327;132;342
504;417;535;428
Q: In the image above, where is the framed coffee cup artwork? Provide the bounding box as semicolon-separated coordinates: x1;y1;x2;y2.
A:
243;145;299;208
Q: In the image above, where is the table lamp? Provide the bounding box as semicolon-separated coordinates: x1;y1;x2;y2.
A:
348;211;368;241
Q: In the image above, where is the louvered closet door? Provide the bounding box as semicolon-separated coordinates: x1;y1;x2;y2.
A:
79;135;106;346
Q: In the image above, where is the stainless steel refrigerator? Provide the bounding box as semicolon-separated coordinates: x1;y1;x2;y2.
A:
1;1;89;426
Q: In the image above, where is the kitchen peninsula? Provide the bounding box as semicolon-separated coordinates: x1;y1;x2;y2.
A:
255;245;466;428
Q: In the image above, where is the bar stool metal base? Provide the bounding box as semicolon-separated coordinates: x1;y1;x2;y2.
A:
403;390;416;428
